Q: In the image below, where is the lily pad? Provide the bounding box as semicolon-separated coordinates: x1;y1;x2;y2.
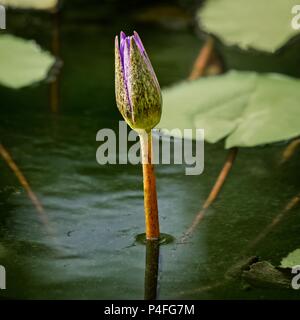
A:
159;71;300;148
198;0;300;53
0;0;58;10
0;34;55;89
281;249;300;268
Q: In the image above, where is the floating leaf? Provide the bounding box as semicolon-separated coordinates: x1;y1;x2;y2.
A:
0;34;55;89
242;261;291;289
159;71;300;148
281;249;300;268
0;0;58;10
197;0;300;53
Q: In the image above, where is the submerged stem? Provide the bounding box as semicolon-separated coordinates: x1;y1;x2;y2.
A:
139;131;160;240
0;143;50;229
247;191;300;251
181;148;238;242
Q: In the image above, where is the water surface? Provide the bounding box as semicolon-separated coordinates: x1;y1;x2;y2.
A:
0;5;300;299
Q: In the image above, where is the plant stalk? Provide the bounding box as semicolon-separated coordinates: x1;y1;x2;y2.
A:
139;131;160;240
181;147;238;242
0;143;49;228
188;37;214;80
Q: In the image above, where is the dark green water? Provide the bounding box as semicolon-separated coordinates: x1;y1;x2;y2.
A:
0;4;300;299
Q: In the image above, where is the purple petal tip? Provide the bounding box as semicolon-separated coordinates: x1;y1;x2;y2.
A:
120;31;126;40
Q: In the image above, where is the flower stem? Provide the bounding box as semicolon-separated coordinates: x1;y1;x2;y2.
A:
139;131;160;240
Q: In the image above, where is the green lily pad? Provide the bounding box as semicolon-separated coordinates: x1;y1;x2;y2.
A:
198;0;300;53
0;34;55;89
159;71;300;148
0;0;57;10
281;249;300;268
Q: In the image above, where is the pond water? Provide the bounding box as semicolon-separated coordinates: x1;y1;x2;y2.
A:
0;4;300;299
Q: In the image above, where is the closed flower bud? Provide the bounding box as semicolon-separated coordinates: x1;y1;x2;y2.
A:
115;31;162;132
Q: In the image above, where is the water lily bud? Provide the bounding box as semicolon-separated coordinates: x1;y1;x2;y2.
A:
115;31;162;132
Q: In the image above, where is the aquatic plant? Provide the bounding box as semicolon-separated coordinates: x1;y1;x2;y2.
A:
115;31;162;240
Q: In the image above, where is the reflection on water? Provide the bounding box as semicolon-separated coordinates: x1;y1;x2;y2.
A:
144;240;160;300
0;3;300;299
